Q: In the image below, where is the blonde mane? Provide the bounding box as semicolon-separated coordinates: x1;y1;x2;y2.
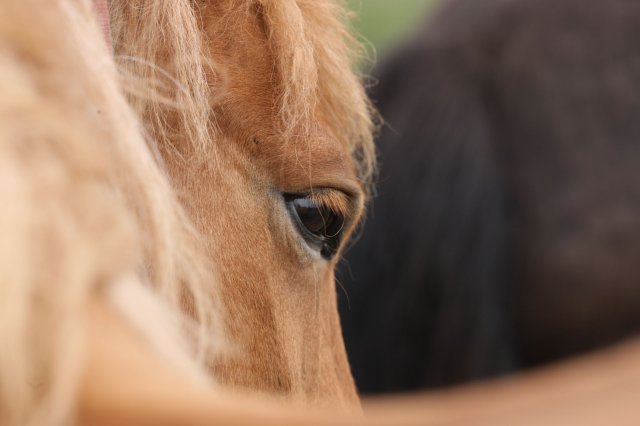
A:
109;0;376;191
0;1;221;423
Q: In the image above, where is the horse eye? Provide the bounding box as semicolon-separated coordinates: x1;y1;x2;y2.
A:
285;194;345;259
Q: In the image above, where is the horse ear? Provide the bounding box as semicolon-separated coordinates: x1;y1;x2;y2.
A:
339;42;516;392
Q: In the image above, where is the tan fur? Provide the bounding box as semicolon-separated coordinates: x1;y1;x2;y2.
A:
109;0;373;406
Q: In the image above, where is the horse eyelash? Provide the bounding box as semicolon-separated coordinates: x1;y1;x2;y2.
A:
306;190;351;218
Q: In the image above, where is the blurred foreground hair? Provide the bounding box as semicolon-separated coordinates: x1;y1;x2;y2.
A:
0;1;222;423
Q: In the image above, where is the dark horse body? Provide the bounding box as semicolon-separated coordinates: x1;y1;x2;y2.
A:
339;0;640;394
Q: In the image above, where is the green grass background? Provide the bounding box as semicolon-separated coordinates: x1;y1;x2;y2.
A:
347;0;440;57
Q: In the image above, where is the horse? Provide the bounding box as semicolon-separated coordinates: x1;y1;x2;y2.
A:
108;0;376;405
0;0;375;423
5;0;640;424
339;0;640;393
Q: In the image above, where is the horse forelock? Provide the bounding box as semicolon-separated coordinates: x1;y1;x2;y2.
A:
109;0;376;195
263;0;377;195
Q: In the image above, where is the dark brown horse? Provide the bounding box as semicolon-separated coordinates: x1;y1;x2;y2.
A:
340;0;640;393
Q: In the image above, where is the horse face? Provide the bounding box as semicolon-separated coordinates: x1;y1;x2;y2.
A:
162;1;364;407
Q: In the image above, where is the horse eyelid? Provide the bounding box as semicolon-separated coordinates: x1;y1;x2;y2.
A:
306;188;355;220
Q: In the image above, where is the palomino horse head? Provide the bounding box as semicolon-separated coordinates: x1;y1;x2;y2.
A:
110;0;375;406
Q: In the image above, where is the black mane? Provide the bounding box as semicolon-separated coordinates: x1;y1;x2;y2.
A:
340;0;640;394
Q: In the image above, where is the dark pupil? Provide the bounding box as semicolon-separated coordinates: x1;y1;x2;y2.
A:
293;198;330;235
287;195;345;259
